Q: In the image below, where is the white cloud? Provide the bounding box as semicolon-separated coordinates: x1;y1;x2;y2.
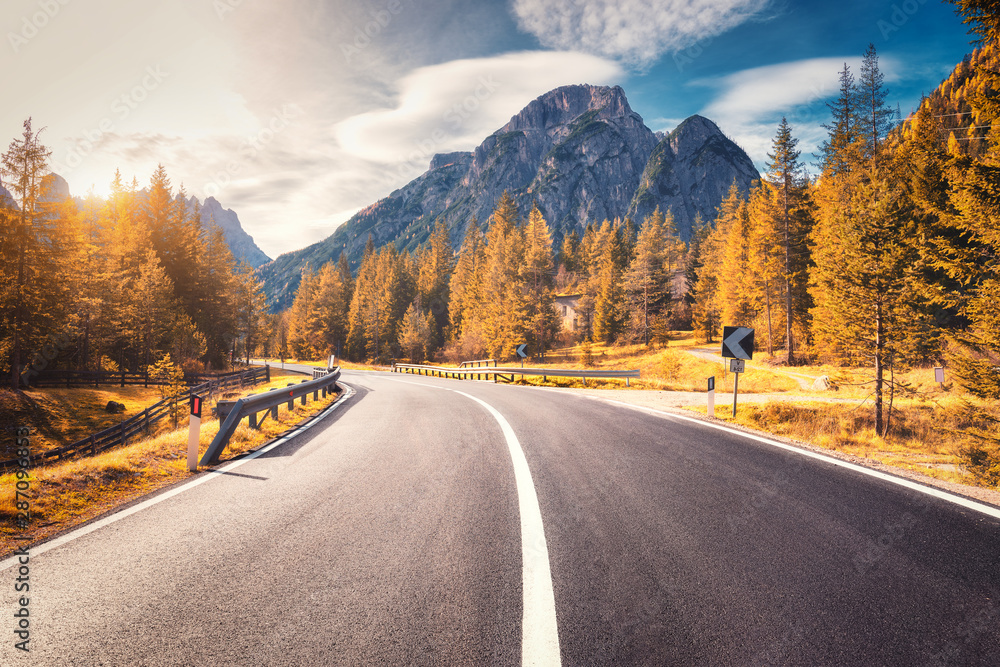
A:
700;57;868;124
697;56;900;168
511;0;770;68
334;51;623;166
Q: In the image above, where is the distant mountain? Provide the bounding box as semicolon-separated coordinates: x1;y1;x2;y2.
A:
4;176;269;267
0;182;15;209
188;196;271;268
256;83;759;310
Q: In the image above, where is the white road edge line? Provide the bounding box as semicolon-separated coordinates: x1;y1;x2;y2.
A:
0;383;356;572
453;390;561;667
599;397;1000;521
354;374;562;664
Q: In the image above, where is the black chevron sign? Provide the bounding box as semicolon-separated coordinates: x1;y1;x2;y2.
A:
721;326;754;360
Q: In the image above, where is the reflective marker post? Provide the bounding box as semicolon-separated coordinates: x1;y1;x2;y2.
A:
707;376;715;417
188;395;202;472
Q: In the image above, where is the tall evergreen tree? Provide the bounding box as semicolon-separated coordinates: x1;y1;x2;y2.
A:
521;204;559;356
624;208;669;345
0;119;62;389
765;118;813;364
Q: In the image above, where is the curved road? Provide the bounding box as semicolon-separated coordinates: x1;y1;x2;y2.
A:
3;368;999;665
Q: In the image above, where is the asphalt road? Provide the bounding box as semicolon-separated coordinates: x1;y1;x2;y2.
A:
3;368;999;665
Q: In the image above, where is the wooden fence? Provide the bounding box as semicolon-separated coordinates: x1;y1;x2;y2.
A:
2;366;270;470
23;367;262;389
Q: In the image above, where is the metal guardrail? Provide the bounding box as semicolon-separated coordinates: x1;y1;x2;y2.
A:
200;367;342;465
392;363;639;386
458;359;497;368
1;366;270;469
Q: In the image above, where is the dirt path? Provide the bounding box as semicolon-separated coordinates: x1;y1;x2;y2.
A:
686;346;823;390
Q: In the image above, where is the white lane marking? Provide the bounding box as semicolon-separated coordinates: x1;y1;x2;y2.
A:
598;398;1000;521
0;383;356;571
454;390;561;667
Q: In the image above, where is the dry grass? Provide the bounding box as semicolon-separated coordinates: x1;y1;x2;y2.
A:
686;392;993;488
257;357;385;372
0;385;166;460
425;338;801;393
0;374;339;557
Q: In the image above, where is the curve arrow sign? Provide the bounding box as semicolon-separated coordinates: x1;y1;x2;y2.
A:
516;344;528;359
721;326;754;360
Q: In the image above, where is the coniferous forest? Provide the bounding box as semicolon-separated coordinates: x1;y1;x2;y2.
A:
2;1;999;471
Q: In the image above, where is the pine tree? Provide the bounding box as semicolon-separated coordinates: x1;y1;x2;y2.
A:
746;183;783;356
417;219;453;348
764;118;813;364
398;302;435;362
692;185;744;343
820;64;860;179
479;192;528;358
448;220;485;344
521;204;559;357
624;208;669;345
857;44;897;174
718;194;756;327
1;119;56;388
235;265;269;363
289;267;319;360
592;220;627;344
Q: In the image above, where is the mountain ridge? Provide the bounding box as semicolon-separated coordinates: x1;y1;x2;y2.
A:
256;83;759;310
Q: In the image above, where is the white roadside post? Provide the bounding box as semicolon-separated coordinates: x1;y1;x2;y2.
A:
187;395;202;472
707;377;715;417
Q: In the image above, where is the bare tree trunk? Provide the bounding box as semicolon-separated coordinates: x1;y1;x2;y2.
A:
765;279;773;356
874;299;884;436
885;362;895;437
784;200;795;365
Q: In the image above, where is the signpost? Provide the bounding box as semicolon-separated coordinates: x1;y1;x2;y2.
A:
187;395;202;472
934;367;945;386
707;376;715;417
516;343;527;368
721;326;754;417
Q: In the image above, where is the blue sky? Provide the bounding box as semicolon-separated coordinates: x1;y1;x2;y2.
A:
0;0;975;257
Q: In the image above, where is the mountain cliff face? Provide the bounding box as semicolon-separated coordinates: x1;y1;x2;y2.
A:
0;183;15;209
191;196;271;268
627;115;759;227
258;84;759;310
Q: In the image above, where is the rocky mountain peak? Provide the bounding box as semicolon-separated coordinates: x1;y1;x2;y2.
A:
41;173;71;201
669;115;729;159
499;84;640;134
